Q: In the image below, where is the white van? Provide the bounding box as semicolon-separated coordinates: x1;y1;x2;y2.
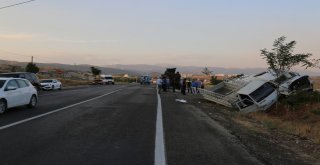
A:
101;75;114;85
235;80;278;113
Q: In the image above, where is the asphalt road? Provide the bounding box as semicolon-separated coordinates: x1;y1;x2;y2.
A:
0;84;261;165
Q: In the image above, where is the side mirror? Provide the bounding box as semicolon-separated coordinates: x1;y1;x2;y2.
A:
6;86;17;91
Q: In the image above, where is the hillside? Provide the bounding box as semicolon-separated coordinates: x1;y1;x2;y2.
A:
0;59;140;75
106;64;320;76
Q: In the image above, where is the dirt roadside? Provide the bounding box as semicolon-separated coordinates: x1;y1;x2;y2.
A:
175;93;320;165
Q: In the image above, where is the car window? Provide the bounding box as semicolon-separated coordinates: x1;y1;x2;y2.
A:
0;74;19;78
17;79;29;88
24;73;33;82
6;80;19;89
20;74;26;78
41;80;53;83
23;80;31;87
0;80;6;88
30;73;39;82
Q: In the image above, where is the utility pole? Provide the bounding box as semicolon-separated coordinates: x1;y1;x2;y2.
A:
31;56;33;64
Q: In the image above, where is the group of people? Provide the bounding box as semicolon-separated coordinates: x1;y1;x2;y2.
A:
156;77;170;93
181;78;204;95
156;76;204;95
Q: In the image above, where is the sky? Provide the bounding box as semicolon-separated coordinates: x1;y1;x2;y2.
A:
0;0;319;69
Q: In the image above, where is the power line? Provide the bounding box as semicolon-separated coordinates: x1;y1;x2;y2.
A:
0;0;36;10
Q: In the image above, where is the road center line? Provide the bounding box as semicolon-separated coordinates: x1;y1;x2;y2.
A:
0;89;123;131
154;88;167;165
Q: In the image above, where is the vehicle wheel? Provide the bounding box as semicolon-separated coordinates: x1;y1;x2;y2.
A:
52;85;54;90
28;95;37;108
0;99;7;114
59;85;62;90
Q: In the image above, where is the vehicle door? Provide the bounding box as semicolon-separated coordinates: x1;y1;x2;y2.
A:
52;80;58;89
235;94;259;113
4;80;23;108
16;79;31;104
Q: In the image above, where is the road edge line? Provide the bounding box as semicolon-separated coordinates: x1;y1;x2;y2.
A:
154;89;167;165
0;89;122;131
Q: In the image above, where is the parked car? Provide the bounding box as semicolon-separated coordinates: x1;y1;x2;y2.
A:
0;72;41;91
140;75;152;85
101;75;115;85
40;79;62;90
0;78;38;114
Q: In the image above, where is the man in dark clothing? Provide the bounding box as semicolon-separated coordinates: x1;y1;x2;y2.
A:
162;77;167;92
181;78;187;95
174;72;181;90
187;79;192;93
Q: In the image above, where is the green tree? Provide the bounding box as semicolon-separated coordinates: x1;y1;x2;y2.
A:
260;36;319;77
202;67;213;76
25;62;39;73
90;67;101;77
9;65;23;72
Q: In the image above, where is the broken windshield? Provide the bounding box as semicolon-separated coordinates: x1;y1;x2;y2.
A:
249;83;275;103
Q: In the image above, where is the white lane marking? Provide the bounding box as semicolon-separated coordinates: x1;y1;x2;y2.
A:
154;88;167;165
0;89;122;131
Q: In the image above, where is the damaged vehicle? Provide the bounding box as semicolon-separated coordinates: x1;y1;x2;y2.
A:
198;70;313;112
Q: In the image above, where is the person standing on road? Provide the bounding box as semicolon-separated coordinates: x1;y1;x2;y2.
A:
166;77;170;90
201;80;205;89
174;72;181;90
162;76;167;92
196;79;201;93
187;79;192;93
181;78;187;95
156;77;162;94
191;80;197;94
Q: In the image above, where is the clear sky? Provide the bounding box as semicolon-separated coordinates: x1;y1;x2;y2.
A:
0;0;319;68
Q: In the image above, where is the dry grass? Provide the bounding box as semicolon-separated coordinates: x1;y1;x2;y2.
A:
310;76;320;90
234;103;320;144
56;78;90;87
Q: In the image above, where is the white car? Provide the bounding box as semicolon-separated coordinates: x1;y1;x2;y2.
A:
101;75;114;85
0;78;38;114
40;79;62;90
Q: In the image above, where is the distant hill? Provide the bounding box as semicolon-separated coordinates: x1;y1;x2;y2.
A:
106;64;320;76
1;59;318;76
0;59;140;76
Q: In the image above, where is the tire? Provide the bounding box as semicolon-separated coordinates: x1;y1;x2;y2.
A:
28;95;37;108
0;99;7;114
52;85;54;90
59;85;62;90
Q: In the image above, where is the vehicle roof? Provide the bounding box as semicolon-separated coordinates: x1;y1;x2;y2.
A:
0;77;23;80
237;80;268;95
0;72;32;74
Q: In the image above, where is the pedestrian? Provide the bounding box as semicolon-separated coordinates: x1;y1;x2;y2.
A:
162;77;167;92
175;72;181;90
181;78;187;95
191;80;197;94
172;78;176;92
156;77;162;94
196;79;201;93
201;80;205;89
187;79;192;93
166;78;170;90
